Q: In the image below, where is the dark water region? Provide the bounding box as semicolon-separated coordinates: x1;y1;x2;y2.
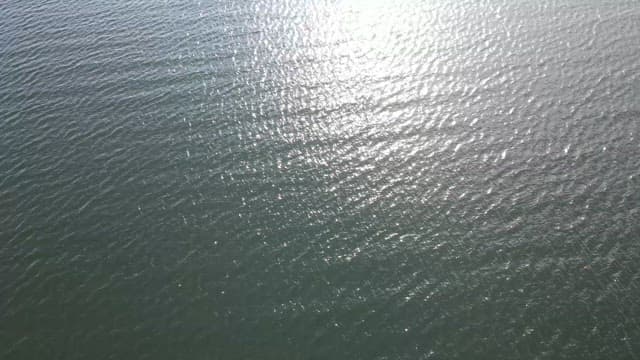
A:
2;0;640;358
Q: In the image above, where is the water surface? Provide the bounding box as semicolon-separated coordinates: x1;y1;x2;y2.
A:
2;0;640;358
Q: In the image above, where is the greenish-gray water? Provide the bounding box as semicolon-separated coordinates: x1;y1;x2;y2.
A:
2;0;640;358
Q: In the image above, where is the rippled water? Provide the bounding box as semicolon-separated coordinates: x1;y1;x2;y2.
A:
2;0;640;358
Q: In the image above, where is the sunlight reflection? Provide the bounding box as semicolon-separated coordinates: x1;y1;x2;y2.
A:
289;1;452;139
267;0;467;171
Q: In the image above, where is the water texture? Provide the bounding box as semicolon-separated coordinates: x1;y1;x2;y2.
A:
1;0;640;358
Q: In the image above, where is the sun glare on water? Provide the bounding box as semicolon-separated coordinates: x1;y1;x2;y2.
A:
285;0;454;136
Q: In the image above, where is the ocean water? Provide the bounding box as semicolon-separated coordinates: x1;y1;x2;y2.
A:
2;0;640;358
